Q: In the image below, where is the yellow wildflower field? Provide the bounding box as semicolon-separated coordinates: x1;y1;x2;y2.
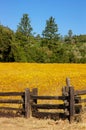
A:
0;63;86;96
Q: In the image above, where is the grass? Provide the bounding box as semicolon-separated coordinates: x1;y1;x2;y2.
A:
0;113;86;130
0;63;86;106
0;63;86;95
0;63;86;129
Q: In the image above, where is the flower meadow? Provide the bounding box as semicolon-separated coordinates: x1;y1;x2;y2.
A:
0;63;86;96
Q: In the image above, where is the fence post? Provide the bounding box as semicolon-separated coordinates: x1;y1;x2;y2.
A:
65;77;70;96
32;88;38;104
63;77;75;123
66;77;70;87
62;78;70;119
31;88;38;115
25;88;31;118
69;86;75;123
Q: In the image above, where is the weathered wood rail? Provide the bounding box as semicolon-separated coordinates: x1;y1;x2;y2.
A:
31;88;65;117
0;78;86;123
0;89;30;118
62;78;86;123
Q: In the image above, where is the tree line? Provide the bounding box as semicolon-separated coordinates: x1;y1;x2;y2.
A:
0;13;86;63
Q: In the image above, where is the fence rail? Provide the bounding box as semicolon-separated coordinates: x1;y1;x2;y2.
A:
0;99;23;104
75;90;86;95
0;92;24;96
31;95;65;100
0;78;86;123
32;104;65;109
0;88;30;118
0;107;23;111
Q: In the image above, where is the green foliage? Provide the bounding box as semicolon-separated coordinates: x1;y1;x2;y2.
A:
42;16;59;40
17;14;33;37
64;29;74;44
10;43;27;62
0;25;14;61
15;31;29;47
76;35;86;43
68;29;73;38
0;14;86;63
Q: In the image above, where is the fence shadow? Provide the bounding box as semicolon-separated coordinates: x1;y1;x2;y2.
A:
0;110;23;118
32;111;66;120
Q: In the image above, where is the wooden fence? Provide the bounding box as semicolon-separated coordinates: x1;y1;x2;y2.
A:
62;78;86;123
31;88;66;120
0;88;30;118
0;78;86;123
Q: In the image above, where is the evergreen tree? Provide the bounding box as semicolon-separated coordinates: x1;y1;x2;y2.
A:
68;29;73;38
42;16;59;40
17;14;33;37
64;29;74;44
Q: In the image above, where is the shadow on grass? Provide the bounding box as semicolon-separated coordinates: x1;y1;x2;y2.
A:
0;110;23;118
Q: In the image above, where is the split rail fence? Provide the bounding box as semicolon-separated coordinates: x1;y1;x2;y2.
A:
0;78;86;123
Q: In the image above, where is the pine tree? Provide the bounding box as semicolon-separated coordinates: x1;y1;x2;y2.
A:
42;16;59;40
17;14;33;37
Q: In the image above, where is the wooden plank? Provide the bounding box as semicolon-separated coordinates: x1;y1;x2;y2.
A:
0;92;24;96
69;87;75;123
32;88;38;113
32;88;38;104
0;107;22;111
32;88;38;95
75;90;86;95
32;104;65;109
25;88;30;118
0;99;23;104
66;77;70;87
31;95;65;100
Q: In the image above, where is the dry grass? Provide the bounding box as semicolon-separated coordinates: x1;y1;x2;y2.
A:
0;63;86;95
0;63;86;106
0;63;86;129
0;113;86;130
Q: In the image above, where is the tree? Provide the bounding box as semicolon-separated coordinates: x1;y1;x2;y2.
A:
68;29;73;38
64;29;74;44
0;25;14;61
17;14;33;37
11;43;27;62
42;16;59;40
76;35;86;43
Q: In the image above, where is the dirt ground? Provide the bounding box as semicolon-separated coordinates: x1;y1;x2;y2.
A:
0;114;86;130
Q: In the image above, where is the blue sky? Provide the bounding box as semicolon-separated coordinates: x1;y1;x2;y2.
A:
0;0;86;36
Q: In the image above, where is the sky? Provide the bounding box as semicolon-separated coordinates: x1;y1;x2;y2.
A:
0;0;86;36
